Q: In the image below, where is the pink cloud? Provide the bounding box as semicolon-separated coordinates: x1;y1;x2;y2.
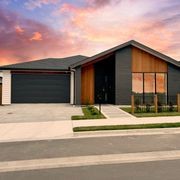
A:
0;0;179;66
0;7;86;66
58;0;180;60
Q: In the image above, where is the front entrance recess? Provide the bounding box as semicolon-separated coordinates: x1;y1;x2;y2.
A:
95;56;115;104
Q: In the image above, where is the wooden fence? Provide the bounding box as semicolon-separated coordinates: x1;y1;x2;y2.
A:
131;93;180;114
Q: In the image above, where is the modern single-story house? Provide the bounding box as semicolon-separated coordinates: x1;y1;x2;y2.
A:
0;40;179;105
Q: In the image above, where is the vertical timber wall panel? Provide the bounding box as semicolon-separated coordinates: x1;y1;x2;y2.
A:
132;47;168;72
81;64;94;104
168;64;180;96
2;70;11;105
75;66;81;105
115;47;132;105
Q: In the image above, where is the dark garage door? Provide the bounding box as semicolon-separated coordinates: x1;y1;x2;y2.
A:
12;73;70;103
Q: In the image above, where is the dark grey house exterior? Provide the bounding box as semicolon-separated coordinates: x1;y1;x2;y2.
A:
0;40;179;105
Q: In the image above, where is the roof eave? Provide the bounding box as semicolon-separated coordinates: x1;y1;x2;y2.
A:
0;68;71;72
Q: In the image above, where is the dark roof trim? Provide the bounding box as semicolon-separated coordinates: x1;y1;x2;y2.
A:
70;40;180;68
11;70;71;74
0;68;71;71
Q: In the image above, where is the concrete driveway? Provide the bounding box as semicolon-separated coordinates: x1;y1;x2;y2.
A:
0;104;83;142
0;104;83;123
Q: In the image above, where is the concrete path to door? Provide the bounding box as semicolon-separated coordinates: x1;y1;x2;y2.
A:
98;104;134;118
0;104;83;123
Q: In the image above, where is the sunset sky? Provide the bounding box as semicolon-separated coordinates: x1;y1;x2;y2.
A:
0;0;179;66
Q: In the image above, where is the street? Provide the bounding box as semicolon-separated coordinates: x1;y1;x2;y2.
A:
0;130;180;179
0;133;180;161
1;160;180;180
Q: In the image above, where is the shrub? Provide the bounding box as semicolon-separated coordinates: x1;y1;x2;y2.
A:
169;102;175;112
87;105;93;111
158;101;163;112
87;106;99;115
91;108;99;115
135;98;141;113
146;104;151;113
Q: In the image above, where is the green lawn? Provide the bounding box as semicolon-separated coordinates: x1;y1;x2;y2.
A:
121;107;180;117
71;106;106;120
73;122;180;132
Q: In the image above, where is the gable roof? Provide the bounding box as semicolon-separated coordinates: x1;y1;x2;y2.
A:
0;55;88;71
0;40;179;71
70;40;180;68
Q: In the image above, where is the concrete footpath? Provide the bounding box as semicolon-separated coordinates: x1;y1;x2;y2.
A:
73;116;180;127
98;105;133;118
0;116;179;142
0;121;73;142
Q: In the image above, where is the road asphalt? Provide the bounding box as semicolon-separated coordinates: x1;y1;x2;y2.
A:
1;130;180;179
0;160;180;180
0;133;180;162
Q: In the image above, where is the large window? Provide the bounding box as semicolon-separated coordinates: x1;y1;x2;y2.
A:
132;73;167;104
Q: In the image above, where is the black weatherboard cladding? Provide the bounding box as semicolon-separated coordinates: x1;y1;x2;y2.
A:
168;64;180;96
12;73;70;103
115;46;132;105
74;66;81;105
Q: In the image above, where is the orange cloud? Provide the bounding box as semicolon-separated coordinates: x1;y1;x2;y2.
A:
15;25;24;34
0;7;87;66
30;32;43;41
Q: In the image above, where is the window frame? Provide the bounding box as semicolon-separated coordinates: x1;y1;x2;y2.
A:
132;72;168;104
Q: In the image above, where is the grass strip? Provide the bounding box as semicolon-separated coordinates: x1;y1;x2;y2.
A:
73;122;180;132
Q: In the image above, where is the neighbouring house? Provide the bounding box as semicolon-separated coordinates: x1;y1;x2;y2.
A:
0;40;179;105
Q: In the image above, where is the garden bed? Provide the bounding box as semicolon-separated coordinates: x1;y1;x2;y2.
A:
72;106;106;120
121;107;180;117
